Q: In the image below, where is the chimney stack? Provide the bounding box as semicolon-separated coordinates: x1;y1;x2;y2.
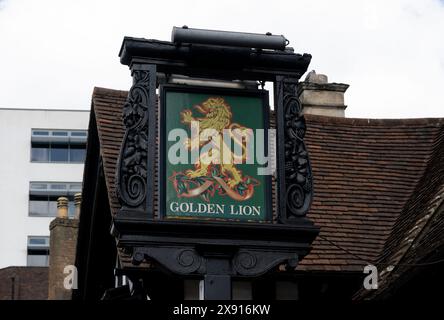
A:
48;196;79;300
74;193;82;219
56;197;68;218
298;70;349;117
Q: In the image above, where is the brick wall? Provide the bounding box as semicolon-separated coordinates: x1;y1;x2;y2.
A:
0;266;48;300
48;217;79;300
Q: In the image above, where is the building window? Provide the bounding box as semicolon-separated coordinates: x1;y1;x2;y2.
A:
27;236;50;267
29;182;82;217
30;129;87;163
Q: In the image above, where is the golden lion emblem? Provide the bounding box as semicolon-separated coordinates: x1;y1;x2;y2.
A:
169;97;259;202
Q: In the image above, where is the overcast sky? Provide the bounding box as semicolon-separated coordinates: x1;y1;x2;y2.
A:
0;0;443;118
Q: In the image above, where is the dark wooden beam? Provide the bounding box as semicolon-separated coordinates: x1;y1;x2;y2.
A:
119;37;311;81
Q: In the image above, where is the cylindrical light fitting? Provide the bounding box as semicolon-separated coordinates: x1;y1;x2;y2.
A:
172;26;287;50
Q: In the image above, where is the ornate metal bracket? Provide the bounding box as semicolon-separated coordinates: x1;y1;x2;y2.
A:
233;249;298;276
275;76;313;221
131;246;298;277
116;64;156;217
133;247;204;275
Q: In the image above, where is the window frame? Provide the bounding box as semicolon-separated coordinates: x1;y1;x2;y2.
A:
27;236;50;267
30;129;87;163
28;182;82;218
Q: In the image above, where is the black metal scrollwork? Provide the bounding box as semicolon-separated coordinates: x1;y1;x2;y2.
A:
132;247;299;278
233;250;300;276
282;80;313;217
132;247;203;275
116;70;151;209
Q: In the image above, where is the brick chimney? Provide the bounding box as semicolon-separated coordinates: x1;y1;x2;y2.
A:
298;70;349;117
56;197;68;218
74;193;82;219
48;195;81;300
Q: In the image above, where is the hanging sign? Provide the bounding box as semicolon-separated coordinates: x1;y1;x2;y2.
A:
160;85;272;222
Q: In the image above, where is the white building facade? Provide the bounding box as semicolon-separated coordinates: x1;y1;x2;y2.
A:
0;108;89;268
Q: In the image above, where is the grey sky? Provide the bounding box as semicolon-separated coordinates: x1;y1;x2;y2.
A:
0;0;443;118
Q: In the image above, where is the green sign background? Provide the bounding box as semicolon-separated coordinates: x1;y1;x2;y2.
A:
164;90;269;222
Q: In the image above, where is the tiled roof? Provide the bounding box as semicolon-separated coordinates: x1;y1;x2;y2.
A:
90;86;444;276
300;115;444;272
91;87;128;218
355;118;444;299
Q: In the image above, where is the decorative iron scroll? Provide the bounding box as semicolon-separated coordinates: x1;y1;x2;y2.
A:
116;69;151;210
132;246;299;277
282;79;313;217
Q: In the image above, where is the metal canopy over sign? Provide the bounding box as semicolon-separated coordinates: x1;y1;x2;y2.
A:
112;26;319;300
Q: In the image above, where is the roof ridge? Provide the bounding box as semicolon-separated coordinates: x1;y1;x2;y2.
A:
304;114;444;127
92;86;129;99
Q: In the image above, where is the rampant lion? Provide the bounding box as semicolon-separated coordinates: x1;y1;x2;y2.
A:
180;97;251;188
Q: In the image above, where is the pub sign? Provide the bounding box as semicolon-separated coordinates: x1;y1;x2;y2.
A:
160;85;272;222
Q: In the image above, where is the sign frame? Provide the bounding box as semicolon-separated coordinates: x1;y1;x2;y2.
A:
159;84;273;223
